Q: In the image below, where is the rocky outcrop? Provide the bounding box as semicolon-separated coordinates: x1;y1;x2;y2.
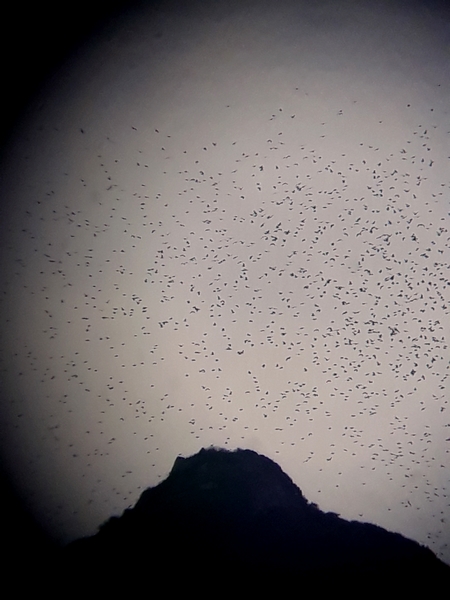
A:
62;447;450;590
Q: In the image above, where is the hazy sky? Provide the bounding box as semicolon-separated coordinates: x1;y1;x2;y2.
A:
0;0;449;563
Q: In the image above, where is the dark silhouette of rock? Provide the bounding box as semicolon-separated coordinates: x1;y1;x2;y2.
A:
62;447;449;590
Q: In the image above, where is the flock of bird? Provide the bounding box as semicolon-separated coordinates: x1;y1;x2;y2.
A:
0;84;449;563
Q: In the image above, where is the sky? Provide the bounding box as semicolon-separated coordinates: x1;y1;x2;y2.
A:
0;0;449;564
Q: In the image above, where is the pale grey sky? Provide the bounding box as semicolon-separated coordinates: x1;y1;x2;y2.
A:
0;0;449;564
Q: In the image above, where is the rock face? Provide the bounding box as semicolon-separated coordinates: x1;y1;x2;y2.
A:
63;447;449;589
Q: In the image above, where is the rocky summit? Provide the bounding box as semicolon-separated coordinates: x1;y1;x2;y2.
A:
62;447;449;590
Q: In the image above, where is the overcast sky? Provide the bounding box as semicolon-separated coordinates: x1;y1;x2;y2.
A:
0;0;449;564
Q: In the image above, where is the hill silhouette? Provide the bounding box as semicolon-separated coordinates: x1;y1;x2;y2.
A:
62;447;449;590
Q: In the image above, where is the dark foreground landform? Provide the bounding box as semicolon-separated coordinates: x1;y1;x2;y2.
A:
61;447;449;589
